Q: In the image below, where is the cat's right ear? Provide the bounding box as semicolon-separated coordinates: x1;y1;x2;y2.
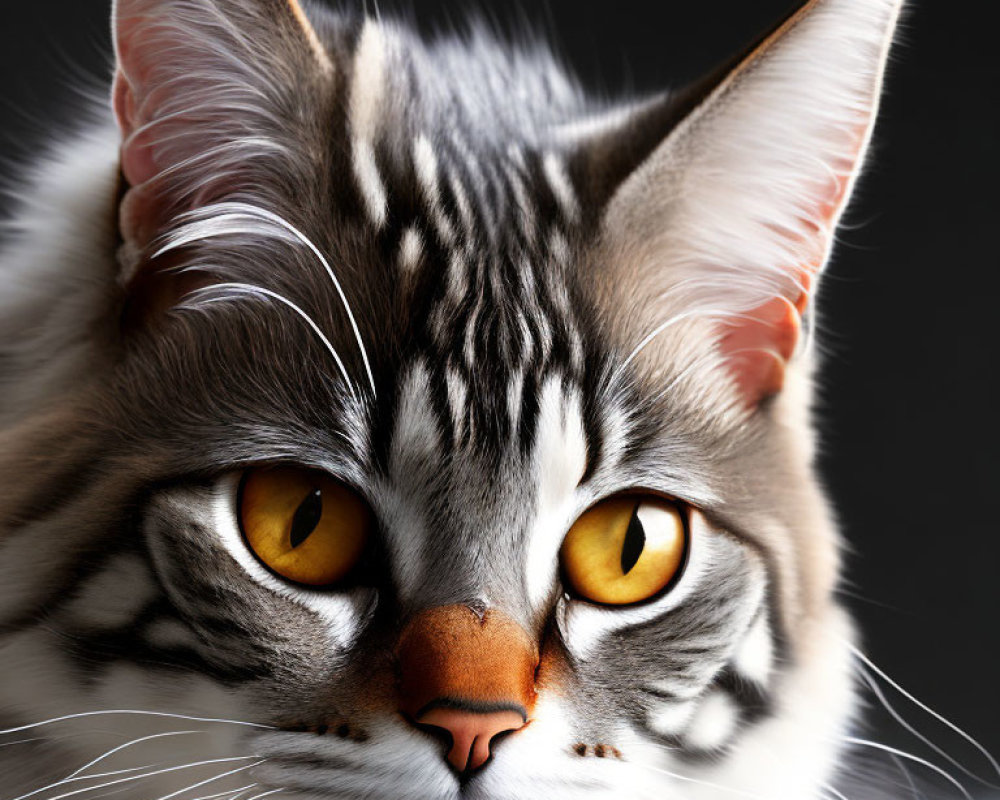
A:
572;0;902;411
111;0;333;282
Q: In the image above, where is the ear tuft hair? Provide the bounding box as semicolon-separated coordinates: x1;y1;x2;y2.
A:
111;0;333;284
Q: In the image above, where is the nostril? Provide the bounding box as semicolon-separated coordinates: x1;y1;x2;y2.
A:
413;717;455;750
415;705;527;774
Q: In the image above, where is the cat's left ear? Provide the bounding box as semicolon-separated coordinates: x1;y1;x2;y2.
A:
578;0;903;408
111;0;333;281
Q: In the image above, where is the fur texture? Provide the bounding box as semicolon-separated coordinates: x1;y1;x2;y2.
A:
0;1;936;798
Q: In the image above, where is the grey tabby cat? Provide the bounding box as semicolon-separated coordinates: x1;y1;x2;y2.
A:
0;0;932;797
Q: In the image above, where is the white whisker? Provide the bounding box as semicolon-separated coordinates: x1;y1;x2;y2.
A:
10;765;157;800
35;757;262;800
0;737;45;748
192;784;256;800
611;309;707;386
891;752;924;799
152;761;262;800
66;730;201;780
243;790;284;800
632;761;767;799
859;669;1000;790
646;350;726;407
189;283;359;403
821;782;853;800
0;711;273;738
840;737;972;800
850;645;1000;780
162;202;377;400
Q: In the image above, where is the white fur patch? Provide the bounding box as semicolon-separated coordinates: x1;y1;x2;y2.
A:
506;369;526;433
413;134;455;244
447;251;469;303
381;363;442;597
350;20;389;227
647;701;697;738
685;691;739;751
445;367;468;442
391;362;441;464
399;226;424;273
525;379;589;609
352;140;389;228
734;613;774;685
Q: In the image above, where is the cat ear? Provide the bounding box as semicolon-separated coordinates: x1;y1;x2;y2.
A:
111;0;333;281
584;0;902;408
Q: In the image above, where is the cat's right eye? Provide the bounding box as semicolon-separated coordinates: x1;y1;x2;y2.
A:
239;467;372;587
560;495;688;606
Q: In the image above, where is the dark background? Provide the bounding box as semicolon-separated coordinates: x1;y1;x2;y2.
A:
1;0;997;785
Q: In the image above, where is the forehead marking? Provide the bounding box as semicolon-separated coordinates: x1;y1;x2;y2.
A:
391;362;442;463
447;167;476;238
384;364;442;597
349;20;389;228
506;148;537;243
525;379;588;609
445;368;469;445
399;226;424;273
542;151;580;223
463;291;484;369
413;134;456;245
506;370;526;437
447;251;469;304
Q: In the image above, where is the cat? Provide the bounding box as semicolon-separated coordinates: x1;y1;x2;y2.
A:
2;0;974;798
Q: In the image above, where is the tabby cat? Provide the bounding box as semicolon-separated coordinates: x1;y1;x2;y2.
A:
0;0;939;797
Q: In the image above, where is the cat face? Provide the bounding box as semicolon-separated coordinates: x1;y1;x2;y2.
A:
0;0;903;797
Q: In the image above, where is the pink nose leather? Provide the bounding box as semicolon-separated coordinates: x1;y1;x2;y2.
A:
417;707;527;773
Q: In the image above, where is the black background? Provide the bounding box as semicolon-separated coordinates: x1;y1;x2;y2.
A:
1;0;997;781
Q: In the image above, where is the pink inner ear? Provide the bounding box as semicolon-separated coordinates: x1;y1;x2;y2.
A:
112;71;134;139
718;284;805;408
717;147;859;410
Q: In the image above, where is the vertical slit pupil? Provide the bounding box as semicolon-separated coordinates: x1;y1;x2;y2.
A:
620;505;646;575
290;488;323;549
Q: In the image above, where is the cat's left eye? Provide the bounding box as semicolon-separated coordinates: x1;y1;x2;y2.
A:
560;495;688;605
238;467;372;587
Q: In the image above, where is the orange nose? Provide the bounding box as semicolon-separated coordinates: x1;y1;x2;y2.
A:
396;605;538;774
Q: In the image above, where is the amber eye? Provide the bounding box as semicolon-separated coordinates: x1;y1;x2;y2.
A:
560;496;687;605
239;467;372;587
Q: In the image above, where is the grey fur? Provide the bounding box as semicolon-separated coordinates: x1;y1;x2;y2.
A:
0;1;915;798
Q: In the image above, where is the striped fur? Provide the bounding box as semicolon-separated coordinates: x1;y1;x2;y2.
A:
0;0;907;798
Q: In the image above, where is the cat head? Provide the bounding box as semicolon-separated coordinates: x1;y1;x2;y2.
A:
0;0;902;797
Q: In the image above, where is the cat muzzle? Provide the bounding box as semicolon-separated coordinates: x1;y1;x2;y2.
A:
396;605;539;774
